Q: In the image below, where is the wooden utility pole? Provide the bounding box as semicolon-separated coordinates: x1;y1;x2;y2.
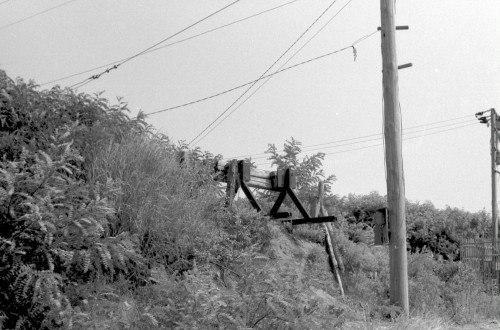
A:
491;110;498;251
490;110;499;290
380;0;409;315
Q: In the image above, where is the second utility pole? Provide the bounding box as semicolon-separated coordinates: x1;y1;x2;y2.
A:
491;110;498;249
380;0;409;316
490;110;498;291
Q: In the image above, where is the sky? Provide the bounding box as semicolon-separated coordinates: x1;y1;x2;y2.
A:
1;0;499;213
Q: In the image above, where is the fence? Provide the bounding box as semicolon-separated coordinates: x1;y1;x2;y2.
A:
461;238;500;290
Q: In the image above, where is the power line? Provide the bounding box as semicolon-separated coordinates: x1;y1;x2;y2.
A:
224;116;476;161
39;0;300;87
0;0;79;31
306;119;476;153
69;0;242;90
253;121;478;167
191;0;360;146
188;0;357;146
255;122;478;167
0;1;10;6
188;0;350;147
145;43;364;116
247;119;476;160
331;121;477;154
301;114;473;150
195;30;382;148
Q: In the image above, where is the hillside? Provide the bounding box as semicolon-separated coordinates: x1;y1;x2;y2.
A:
0;70;499;329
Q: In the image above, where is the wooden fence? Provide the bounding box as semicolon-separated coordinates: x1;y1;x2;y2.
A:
461;238;500;289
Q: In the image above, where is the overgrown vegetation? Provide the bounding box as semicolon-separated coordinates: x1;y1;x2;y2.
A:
1;69;498;329
0;72;149;328
329;191;490;260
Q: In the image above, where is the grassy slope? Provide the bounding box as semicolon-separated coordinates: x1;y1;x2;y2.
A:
74;132;499;329
74;218;500;329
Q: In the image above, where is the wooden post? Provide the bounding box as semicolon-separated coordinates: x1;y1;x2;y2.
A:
492;110;498;248
311;182;344;297
490;110;499;290
178;150;190;168
322;209;345;273
225;160;240;207
380;0;409;315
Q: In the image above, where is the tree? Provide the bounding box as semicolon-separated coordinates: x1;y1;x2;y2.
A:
265;137;336;199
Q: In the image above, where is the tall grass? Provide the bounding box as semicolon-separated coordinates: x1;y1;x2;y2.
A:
295;221;500;325
86;133;221;269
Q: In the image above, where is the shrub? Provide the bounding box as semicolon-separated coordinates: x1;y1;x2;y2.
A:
0;116;146;329
406;252;500;323
0;69;148;168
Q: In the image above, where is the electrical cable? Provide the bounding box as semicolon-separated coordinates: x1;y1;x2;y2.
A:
0;0;79;31
187;0;343;147
327;121;477;154
195;28;379;146
69;0;242;90
253;121;478;167
191;0;360;146
0;0;10;6
146;41;366;116
251;119;477;158
231;119;477;163
40;0;299;87
222;115;475;160
241;120;472;163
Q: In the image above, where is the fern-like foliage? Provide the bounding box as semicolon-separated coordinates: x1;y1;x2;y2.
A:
0;125;146;328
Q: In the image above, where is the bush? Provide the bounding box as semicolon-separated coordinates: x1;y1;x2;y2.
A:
406;252;499;323
0;71;148;165
0;129;146;328
0;69;154;327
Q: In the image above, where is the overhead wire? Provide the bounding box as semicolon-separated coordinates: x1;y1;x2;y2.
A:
306;114;472;148
0;0;10;6
0;0;79;31
327;121;477;154
191;0;361;146
252;119;476;159
40;0;300;87
196;37;380;149
187;0;344;147
223;116;476;161
253;121;478;167
223;115;471;159
69;0;242;90
146;37;371;116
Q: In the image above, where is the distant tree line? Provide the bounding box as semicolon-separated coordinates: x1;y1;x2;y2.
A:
326;191;490;261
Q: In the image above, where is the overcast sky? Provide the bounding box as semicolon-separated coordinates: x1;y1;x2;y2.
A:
1;0;499;213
